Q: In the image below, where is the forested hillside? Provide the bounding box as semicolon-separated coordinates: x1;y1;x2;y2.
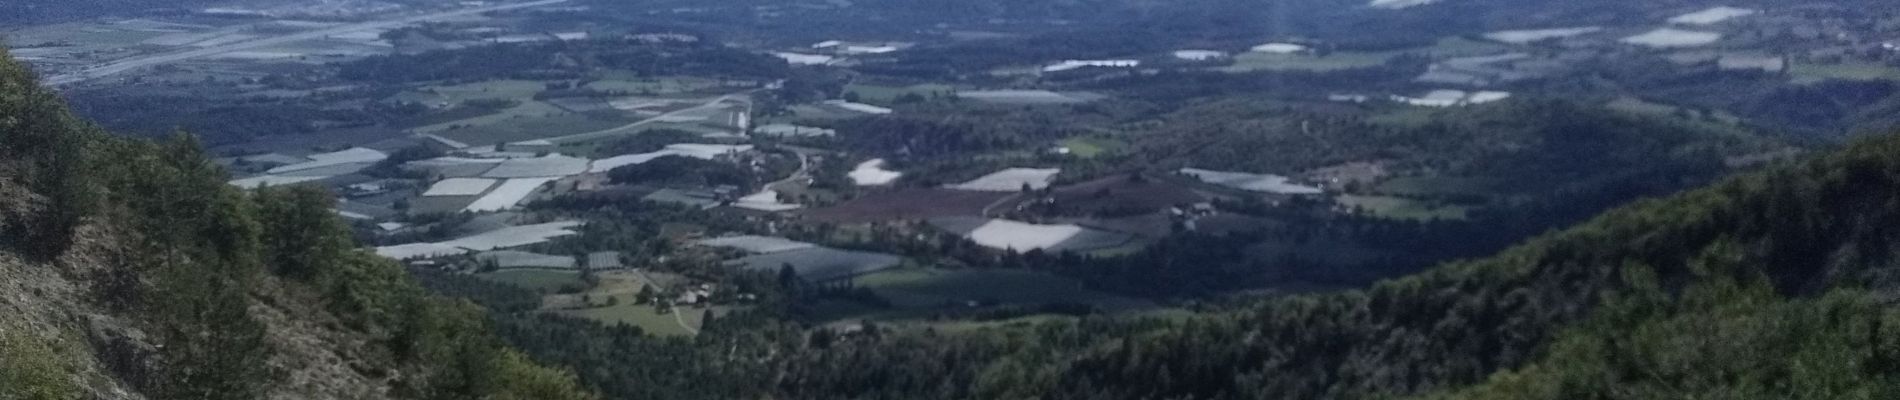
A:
478;132;1900;399
0;52;593;399
778;133;1900;399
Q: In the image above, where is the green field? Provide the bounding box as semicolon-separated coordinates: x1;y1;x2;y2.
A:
424;80;549;103
1790;61;1900;84
559;301;696;336
433;112;634;147
585;76;723;95
845;83;955;104
477;270;585;293
409;100;566;134
1059;136;1127;158
1337;195;1470;221
1366;107;1436;127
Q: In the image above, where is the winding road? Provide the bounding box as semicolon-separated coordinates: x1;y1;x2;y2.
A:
45;0;572;86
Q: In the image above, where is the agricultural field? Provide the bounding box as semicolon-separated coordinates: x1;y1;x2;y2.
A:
848;159;903;186
483;156;591;178
1366;107;1438;127
464;178;557;212
1220;51;1396;72
1045;174;1205;215
948;168;1061;191
589;144;754;172
423;178;500;196
584;76;725;95
476;250;579;269
1179;168;1322;194
732;189;803;212
727;247;904;281
956;90;1105;105
432;112;636;147
1482;27;1604;44
541;270;732;336
1790;61;1900;84
476;270;585;293
698;235;819;254
930;217;1134;252
375;221;583;259
1058;136;1126;158
1620;28;1723;48
845;83;956;104
1668;6;1757;25
802;189;1009;223
424;80;550;103
408;101;567;134
558;302;696;336
1221;36;1510;73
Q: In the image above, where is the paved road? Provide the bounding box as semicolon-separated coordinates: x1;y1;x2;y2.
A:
45;0;572;86
764;147;813;193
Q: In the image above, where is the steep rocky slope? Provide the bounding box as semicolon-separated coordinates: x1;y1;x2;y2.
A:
0;50;592;400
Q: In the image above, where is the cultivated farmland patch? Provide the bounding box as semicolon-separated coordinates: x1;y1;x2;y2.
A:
464;178;558;212
1179;168;1322;194
948;168;1060;192
423;177;500;196
726;247;903;281
803;189;1008;223
374;221;584;259
1621;28;1722;48
930;217;1132;252
482;155;591;178
696;235;819;254
848;159;902;186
